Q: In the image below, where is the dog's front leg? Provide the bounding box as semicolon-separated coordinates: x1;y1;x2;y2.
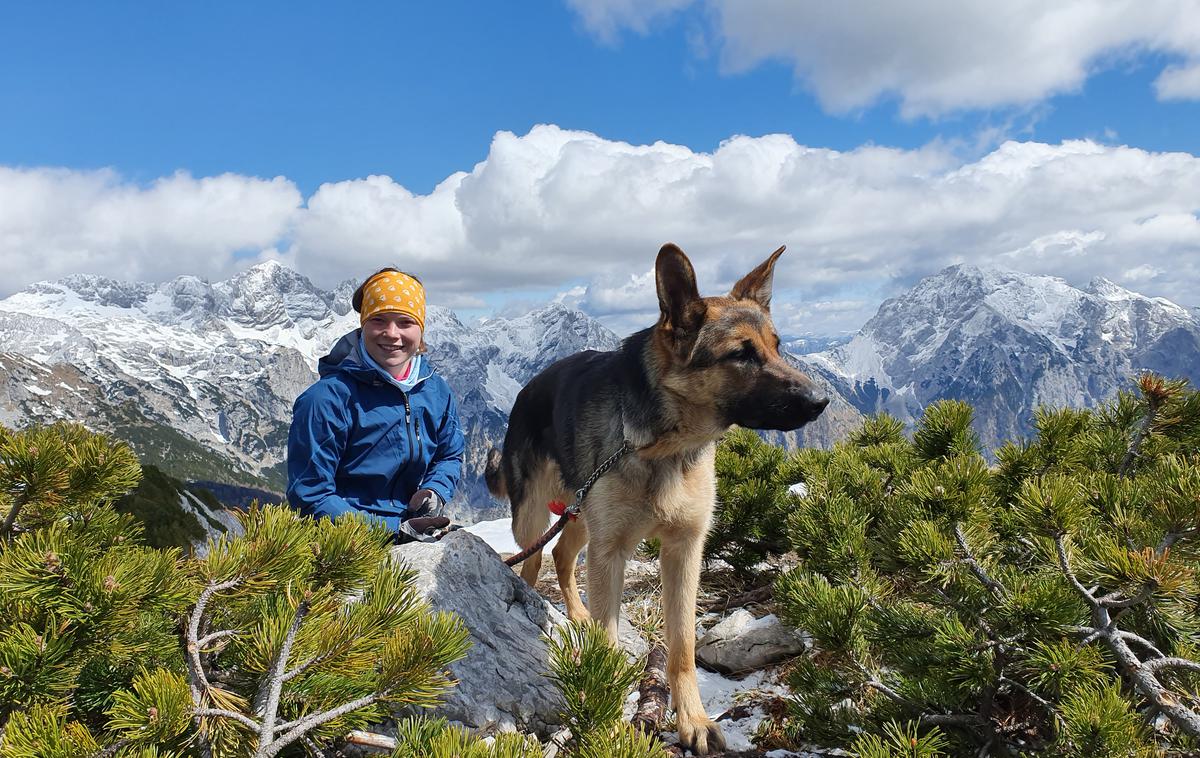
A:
584;537;625;640
660;524;726;755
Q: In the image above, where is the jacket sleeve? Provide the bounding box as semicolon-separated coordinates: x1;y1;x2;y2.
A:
419;387;465;506
287;382;404;531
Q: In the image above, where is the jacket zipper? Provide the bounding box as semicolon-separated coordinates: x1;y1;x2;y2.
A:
402;393;421;467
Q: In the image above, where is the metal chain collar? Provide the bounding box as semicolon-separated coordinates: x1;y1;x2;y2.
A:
567;439;634;516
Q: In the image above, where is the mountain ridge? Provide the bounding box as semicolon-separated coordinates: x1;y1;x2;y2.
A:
804;263;1200;449
4;260;1193;517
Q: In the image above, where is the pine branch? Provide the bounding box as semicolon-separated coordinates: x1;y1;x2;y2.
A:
1100;629;1200;738
186;578;242;698
258;598;311;746
196;629;238;649
1119;389;1163;477
345;730;397;749
88;738;132;758
260;691;385;758
1114;630;1166;660
1068;626;1200;737
954;523;1006;599
1157;529;1197;555
194;707;263;733
281;648;339;683
998;675;1057;715
1096;582;1156;609
1053;535;1098;610
920;713;986;728
702;584;773;613
1142;657;1200;676
186;576;242;756
0;491;32;544
1071;626;1105;647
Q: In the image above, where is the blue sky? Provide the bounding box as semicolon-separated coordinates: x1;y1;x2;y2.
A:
2;1;1199;336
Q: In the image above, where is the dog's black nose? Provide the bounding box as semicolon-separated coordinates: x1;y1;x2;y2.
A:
803;394;829;421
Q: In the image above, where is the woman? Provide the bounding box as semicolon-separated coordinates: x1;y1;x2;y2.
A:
287;268;464;542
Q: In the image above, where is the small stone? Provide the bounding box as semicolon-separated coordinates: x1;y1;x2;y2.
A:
695;609;809;674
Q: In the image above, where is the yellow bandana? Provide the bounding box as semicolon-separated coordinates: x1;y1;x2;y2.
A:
359;271;426;330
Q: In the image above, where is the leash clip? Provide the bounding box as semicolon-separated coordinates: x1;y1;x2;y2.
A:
548;500;577;521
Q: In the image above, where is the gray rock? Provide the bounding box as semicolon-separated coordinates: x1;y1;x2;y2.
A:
391;530;566;737
695;609;809;674
617;614;648;660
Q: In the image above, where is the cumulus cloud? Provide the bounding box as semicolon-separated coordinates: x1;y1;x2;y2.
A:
1156;60;1200;100
565;0;692;43
567;0;1200;115
0;167;301;289
3;126;1200;336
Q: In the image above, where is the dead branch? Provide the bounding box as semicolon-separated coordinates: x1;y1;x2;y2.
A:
632;644;670;737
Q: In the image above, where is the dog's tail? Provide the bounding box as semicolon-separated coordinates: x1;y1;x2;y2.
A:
484;448;507;500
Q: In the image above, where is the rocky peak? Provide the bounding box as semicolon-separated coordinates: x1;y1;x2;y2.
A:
1087;276;1135;301
811;264;1200;451
161;275;217;322
57;273;156;309
214;261;331;328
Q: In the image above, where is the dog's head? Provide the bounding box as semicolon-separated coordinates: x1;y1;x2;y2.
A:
653;243;829;432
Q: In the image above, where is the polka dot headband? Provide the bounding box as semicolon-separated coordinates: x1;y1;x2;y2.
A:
359;271;426;330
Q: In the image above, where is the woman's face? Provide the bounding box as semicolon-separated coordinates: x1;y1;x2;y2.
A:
362;312;422;375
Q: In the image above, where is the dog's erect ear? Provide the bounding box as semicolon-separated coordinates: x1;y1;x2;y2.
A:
656;243;702;332
730;245;786;310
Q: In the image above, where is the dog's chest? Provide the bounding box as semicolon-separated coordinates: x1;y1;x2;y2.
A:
623;447;717;525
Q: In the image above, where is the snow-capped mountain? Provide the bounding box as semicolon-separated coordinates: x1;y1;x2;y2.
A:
0;261;858;520
0;263;630;519
805;264;1200;449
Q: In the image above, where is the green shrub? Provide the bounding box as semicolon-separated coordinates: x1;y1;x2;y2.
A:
771;375;1200;755
707;427;809;575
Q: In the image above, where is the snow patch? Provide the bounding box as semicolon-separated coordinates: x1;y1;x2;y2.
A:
485;363;523;412
464;517;562;554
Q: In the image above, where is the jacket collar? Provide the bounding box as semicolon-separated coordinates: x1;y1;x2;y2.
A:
317;329;432;387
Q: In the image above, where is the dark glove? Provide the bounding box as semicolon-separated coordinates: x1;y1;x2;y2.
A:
395;515;451;544
408;488;442;518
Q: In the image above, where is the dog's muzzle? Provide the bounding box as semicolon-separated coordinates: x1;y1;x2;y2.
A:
729;388;829;431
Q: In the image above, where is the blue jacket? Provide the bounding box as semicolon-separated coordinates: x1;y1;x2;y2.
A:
286;330;465;531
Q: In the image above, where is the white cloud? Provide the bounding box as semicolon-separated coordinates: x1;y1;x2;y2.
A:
565;0;692;43
1155;59;1200;100
0;167;301;288
3;126;1200;336
567;0;1200;115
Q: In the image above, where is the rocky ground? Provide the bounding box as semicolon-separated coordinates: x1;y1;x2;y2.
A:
379;526;829;757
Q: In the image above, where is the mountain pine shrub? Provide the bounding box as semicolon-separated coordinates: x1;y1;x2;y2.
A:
0;423;668;756
707;426;807;576
772;374;1200;755
0;422;190;739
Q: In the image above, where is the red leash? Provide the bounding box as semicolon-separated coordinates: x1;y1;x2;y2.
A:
504;509;571;567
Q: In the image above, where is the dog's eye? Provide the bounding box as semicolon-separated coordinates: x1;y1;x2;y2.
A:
724;343;759;363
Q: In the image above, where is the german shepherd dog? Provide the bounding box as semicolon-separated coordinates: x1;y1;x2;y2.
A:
485;243;828;754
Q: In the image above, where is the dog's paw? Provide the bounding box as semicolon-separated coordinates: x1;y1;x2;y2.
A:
677;715;726;755
566;606;592;622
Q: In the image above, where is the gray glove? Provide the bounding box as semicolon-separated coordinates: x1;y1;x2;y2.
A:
408;488;443;518
395;515;451;544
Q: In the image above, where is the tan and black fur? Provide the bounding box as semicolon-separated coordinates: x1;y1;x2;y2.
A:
485;243;827;754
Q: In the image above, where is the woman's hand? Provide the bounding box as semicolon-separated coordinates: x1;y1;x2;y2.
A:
408;488;441;517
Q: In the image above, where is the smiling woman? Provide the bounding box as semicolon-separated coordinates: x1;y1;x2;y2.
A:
286;267;465;544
